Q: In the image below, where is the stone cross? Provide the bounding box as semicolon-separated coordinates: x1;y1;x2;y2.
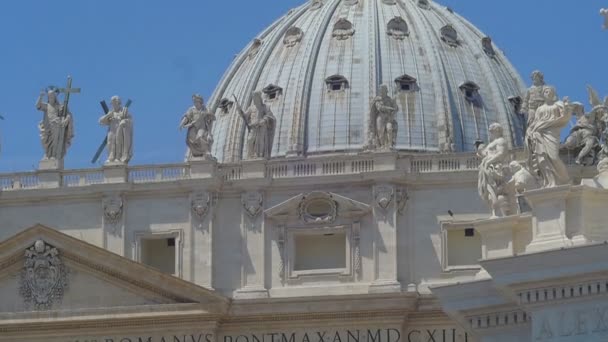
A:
57;76;80;117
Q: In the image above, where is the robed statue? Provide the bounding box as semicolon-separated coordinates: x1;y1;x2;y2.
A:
368;85;398;150
99;96;133;164
522;71;551;128
179;94;215;160
235;91;276;159
35;88;74;161
525;86;572;188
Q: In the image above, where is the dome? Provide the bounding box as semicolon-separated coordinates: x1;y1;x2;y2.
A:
209;0;526;162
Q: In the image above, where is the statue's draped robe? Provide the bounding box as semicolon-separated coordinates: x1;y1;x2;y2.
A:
369;95;398;149
526;102;570;187
245;105;275;159
99;109;133;163
182;106;214;158
37;102;74;160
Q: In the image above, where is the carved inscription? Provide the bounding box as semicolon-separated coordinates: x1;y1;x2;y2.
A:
535;306;608;340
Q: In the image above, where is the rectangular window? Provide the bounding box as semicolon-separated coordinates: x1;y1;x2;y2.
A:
294;233;347;271
141;238;176;275
443;228;482;270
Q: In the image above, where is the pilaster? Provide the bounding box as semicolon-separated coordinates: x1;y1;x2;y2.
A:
369;184;401;293
235;190;268;298
190;191;214;288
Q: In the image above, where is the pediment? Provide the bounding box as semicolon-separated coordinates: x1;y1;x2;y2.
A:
265;191;371;224
0;225;228;315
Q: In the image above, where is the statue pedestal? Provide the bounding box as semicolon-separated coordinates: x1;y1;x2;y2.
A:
38;159;63;171
189;158;217;179
525;185;572;253
103;163;128;184
242;159;266;179
38;159;63;188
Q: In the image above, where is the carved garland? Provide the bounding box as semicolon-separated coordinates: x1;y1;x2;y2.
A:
191;192;212;221
20;240;69;310
242;192;264;219
103;195;123;226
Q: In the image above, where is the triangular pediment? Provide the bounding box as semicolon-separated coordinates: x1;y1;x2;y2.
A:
265;191;371;224
0;225;229;315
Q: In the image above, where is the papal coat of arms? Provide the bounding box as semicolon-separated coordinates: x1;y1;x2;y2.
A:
19;240;69;310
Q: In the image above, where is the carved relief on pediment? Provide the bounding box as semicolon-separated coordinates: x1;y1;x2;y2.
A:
20;240;69;310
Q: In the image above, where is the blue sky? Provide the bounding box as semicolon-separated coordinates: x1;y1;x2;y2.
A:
0;0;605;172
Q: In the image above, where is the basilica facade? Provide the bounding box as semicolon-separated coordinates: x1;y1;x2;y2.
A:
1;1;607;342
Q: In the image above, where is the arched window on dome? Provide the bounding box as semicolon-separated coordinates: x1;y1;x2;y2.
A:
481;37;496;58
248;39;263;59
440;25;459;47
262;84;283;101
325;75;349;92
310;0;323;10
387;17;409;40
332;19;355;40
381;0;396;5
343;0;358;6
395;74;418;92
218;98;234;115
459;81;481;106
417;0;430;10
284;27;304;48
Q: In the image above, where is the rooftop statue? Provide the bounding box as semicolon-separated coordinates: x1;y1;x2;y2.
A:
35;77;79;165
562;102;599;166
522;71;551;129
179;94;216;161
368;85;398;151
586;86;608;172
98;96;133;165
601;8;608;29
234;92;276;159
525;86;572;188
477;123;516;218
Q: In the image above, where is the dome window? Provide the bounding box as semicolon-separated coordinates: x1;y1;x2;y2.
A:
248;39;263;59
343;0;358;5
283;27;304;48
325;75;349;92
218;98;234;114
481;37;496;58
459;81;481;104
387;17;409;40
310;0;323;10
332;19;355;40
262;84;283;101
395;75;418;92
417;0;430;9
440;25;459;47
382;0;397;4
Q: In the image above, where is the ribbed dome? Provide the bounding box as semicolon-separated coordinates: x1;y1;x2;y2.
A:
209;0;526;162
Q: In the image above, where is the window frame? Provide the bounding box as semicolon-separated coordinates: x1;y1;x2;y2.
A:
132;229;184;277
440;223;482;272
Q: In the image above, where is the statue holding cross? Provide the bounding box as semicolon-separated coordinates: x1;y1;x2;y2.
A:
35;76;79;164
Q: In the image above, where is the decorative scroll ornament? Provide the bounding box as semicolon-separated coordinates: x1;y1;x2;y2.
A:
103;196;123;226
298;192;338;224
20;240;69;310
374;186;394;210
191;192;211;220
242;192;264;219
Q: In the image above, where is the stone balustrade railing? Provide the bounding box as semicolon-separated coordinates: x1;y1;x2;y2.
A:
0;150;591;191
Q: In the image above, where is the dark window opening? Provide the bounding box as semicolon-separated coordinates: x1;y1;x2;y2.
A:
167;238;175;246
464;228;475;237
